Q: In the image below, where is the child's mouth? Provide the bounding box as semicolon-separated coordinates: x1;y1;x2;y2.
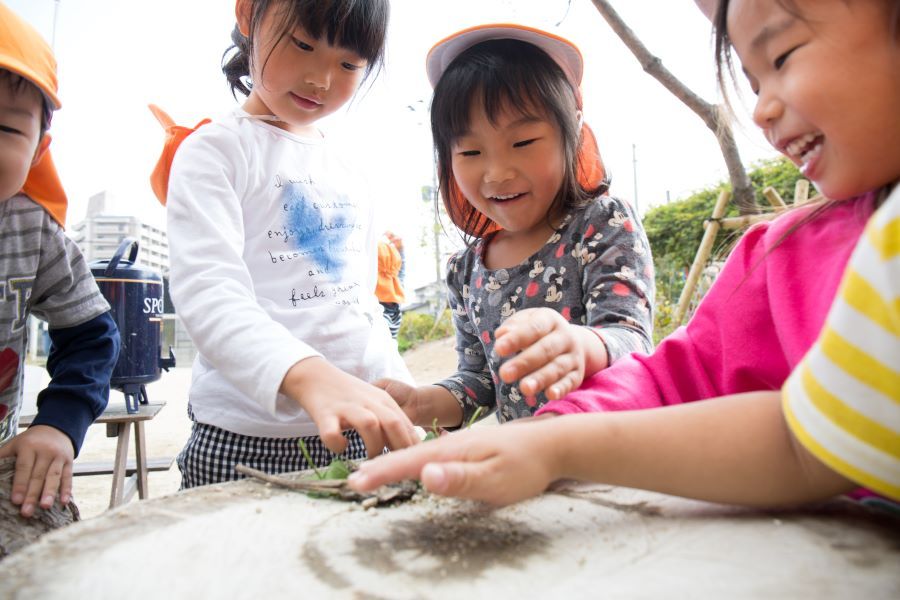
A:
785;132;824;172
291;93;323;110
490;192;525;203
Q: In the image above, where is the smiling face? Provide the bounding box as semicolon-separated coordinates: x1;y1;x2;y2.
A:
727;0;900;199
239;2;367;136
450;100;566;244
0;74;43;202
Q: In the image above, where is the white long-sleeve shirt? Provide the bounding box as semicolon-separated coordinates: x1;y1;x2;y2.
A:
167;109;411;438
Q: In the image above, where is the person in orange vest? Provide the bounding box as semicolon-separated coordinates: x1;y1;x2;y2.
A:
376;232;406;339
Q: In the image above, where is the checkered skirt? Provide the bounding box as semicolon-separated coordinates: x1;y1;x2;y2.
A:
177;406;367;489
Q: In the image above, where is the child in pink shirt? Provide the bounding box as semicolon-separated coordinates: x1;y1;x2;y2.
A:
535;192;875;415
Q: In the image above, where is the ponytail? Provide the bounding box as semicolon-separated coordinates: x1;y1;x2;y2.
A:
222;24;252;98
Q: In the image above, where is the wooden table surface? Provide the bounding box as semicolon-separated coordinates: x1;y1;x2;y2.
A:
1;478;897;599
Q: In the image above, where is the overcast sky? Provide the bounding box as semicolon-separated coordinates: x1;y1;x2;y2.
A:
9;0;776;290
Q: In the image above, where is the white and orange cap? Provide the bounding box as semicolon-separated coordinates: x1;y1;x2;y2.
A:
426;23;583;91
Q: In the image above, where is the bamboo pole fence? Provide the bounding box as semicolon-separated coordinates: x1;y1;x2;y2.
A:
671;179;821;327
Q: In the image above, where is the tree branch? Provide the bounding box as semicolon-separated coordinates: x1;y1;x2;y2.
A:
589;0;756;213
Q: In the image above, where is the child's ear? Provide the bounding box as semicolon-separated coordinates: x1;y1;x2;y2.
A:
575;111;584;132
235;0;252;37
31;134;51;168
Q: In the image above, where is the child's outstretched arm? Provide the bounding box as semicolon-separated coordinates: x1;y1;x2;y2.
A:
349;391;856;507
0;312;118;517
495;197;655;401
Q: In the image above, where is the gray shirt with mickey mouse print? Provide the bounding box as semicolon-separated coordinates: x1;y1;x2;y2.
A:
437;195;654;424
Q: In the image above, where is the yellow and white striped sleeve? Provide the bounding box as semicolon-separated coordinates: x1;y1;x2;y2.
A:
783;189;900;500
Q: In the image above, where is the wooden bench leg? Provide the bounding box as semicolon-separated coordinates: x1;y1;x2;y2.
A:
134;421;149;500
109;423;131;508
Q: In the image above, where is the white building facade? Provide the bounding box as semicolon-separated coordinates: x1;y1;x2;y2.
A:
64;191;197;366
69;192;169;273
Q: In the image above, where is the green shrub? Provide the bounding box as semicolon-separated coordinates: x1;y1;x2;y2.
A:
397;309;455;353
644;156;802;271
653;296;677;345
645;156;803;343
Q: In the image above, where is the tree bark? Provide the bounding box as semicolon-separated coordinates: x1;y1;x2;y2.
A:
589;0;757;214
0;457;79;559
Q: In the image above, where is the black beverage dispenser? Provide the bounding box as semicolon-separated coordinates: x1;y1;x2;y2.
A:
90;237;175;413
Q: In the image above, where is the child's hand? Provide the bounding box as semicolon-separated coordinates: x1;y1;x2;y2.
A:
0;425;74;518
375;380;465;430
348;417;559;506
374;378;419;423
494;308;608;401
282;357;419;458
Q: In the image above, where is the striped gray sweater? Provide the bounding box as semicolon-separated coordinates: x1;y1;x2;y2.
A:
0;195;110;445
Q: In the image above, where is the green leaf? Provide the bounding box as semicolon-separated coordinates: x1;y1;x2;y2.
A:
322;459;351;480
422;417;441;441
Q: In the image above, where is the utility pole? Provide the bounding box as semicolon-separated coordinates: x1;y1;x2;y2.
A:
407;100;442;287
51;0;61;51
632;143;639;214
431;166;441;285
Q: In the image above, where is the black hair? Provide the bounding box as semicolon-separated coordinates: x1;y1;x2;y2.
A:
0;69;53;136
711;0;900;263
222;0;389;98
430;38;608;244
713;0;900;100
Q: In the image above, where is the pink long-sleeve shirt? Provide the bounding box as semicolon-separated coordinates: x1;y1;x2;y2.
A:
537;192;878;415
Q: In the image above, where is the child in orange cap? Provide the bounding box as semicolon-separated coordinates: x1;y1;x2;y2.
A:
0;2;119;518
376;24;655;429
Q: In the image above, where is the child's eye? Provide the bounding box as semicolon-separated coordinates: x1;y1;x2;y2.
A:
513;138;538;148
773;47;798;70
292;37;313;51
458;150;480;157
342;62;363;71
0;124;22;135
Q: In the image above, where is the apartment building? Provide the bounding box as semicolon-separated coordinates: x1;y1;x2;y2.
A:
69;191;169;273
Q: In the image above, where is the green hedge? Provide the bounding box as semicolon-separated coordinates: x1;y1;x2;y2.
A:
397;309;455;353
643;157;802;269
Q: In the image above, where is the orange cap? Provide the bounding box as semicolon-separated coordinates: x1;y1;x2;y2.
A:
1;2;67;226
0;2;61;109
21;134;67;226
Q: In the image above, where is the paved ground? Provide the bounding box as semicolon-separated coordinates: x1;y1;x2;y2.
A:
69;336;459;519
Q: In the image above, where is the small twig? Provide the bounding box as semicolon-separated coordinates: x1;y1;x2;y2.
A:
235;464;344;492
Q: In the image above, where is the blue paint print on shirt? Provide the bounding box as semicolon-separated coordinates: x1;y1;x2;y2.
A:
281;183;356;282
